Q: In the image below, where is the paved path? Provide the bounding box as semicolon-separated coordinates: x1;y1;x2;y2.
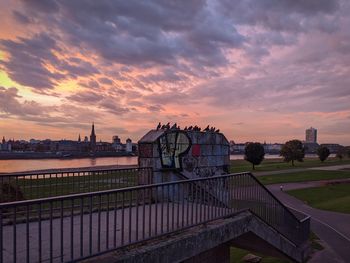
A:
308;164;350;171
267;182;350;263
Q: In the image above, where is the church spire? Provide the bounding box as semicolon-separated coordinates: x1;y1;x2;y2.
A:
90;123;96;151
91;122;96;136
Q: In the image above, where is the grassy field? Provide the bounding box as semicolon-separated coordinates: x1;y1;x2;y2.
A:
1;169;143;202
287;183;350;214
258;170;350;185
229;157;350;173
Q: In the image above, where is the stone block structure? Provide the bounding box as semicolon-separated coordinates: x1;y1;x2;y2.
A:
138;129;230;184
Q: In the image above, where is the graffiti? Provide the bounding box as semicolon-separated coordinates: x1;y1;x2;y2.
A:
158;131;191;169
182;155;197;172
138;143;153;158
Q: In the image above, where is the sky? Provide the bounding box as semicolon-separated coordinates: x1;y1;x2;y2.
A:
0;0;349;145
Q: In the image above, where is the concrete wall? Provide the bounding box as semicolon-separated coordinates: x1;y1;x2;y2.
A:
138;129;230;182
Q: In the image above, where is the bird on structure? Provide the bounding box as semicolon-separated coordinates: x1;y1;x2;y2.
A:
165;122;170;129
215;129;220;133
188;126;193;130
156;122;161;130
161;124;166;129
204;125;210;131
184;126;188;130
171;123;177;129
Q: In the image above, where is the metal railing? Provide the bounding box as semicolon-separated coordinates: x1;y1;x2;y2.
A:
0;167;153;202
0;172;310;263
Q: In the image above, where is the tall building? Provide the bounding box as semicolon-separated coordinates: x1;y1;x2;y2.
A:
90;123;96;151
305;127;317;143
126;138;132;153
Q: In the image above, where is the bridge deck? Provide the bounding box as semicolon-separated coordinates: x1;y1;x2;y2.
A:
2;202;227;263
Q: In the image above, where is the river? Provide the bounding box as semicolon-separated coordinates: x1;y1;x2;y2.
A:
0;154;326;173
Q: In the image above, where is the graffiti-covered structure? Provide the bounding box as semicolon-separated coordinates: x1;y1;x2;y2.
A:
138;129;230;184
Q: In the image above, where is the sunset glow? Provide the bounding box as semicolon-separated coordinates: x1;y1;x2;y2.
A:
0;0;349;145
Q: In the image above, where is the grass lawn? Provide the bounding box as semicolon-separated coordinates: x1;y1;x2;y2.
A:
229;157;350;173
287;183;350;214
230;232;323;263
230;247;290;263
258;170;350;185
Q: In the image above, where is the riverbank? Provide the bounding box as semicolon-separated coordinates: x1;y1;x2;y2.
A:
0;151;135;160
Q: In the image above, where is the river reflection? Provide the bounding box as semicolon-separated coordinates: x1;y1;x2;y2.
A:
0;154;324;173
0;156;138;173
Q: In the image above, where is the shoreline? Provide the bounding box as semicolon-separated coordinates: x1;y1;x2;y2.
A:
0;164;139;175
0;152;136;160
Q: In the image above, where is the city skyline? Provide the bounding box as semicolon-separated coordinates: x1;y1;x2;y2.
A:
1;1;350;145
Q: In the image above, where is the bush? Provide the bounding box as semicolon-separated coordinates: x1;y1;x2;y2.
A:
244;142;265;170
280;140;305;166
317;146;330;162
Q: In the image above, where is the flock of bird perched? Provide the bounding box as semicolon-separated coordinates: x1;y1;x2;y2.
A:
156;122;220;133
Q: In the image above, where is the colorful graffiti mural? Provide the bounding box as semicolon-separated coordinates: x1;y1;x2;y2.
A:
158;131;191;169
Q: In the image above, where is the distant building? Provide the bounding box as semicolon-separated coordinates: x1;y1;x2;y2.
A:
0;137;12;152
112;136;121;144
112;135;122;151
320;143;342;153
90;123;96;151
126;138;132;152
303;142;319;154
305;127;317;143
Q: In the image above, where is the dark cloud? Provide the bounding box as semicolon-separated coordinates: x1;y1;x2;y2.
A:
21;0;60;14
12;11;32;24
67;92;104;103
0;33;63;90
98;77;113;85
58;58;99;78
0;87;50;116
98;98;130;115
147;105;164;112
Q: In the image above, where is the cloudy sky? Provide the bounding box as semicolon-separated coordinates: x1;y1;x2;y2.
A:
0;0;349;145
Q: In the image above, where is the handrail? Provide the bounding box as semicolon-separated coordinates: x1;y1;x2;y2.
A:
0;166;143;177
246;172;303;222
0;172;310;262
0;167;153;202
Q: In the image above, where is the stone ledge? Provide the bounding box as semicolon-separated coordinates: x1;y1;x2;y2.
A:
83;210;308;263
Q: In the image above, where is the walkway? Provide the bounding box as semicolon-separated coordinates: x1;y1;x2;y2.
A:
267;181;350;263
1;202;226;263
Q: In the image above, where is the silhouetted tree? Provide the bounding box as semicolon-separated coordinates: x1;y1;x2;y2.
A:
280;140;305;166
336;146;345;161
244;142;265;170
346;146;350;158
317;146;330;162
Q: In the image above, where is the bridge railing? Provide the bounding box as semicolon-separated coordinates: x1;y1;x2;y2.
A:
0;173;309;263
0;167;153;202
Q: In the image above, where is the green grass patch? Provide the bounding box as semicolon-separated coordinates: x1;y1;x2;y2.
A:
287;183;350;214
230;247;291;263
230;232;323;263
229;157;350;173
258;170;350;185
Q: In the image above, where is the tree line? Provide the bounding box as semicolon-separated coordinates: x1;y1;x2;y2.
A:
244;140;350;170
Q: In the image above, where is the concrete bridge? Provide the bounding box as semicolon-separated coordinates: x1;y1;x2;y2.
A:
0;129;310;262
0;172;310;263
